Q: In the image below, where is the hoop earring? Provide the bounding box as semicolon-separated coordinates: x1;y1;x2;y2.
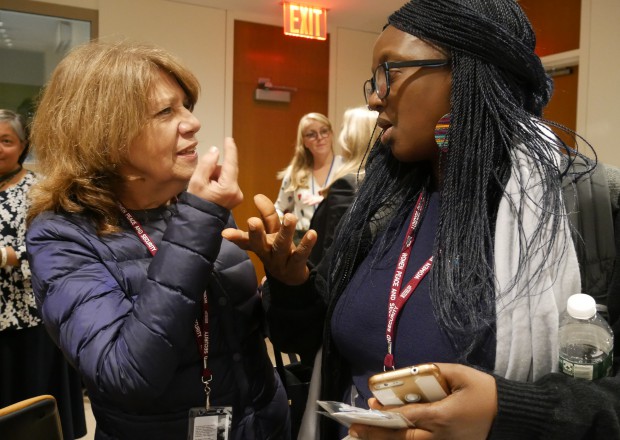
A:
434;113;451;152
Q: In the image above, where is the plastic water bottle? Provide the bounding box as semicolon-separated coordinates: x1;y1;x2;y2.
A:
559;293;613;380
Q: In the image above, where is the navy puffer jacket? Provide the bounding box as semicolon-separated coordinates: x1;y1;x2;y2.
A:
26;192;289;440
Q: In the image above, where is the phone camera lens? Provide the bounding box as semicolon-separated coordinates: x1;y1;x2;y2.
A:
405;393;421;403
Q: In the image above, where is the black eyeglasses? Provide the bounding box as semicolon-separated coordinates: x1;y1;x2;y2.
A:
363;59;450;104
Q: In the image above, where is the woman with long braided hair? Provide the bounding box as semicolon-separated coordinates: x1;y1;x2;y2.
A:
224;0;620;438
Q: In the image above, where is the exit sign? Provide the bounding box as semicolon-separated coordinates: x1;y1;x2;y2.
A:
283;2;327;41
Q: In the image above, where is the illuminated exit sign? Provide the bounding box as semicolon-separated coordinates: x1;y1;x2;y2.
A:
283;2;327;41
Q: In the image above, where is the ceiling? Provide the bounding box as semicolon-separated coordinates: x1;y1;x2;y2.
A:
0;0;408;53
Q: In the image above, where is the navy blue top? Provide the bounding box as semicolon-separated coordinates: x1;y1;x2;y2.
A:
331;192;462;407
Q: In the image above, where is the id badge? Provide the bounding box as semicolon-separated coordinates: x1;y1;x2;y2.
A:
187;406;232;440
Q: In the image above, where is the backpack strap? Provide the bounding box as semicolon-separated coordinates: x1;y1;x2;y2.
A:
563;159;616;306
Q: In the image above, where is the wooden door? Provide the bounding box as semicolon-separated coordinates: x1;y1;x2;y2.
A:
520;0;581;147
544;66;579;148
232;20;330;282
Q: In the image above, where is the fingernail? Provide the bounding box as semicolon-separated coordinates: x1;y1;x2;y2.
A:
248;221;256;231
348;429;360;439
210;146;219;153
282;215;289;226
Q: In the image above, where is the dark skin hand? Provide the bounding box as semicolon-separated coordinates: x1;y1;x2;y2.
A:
349;363;498;440
221;194;317;285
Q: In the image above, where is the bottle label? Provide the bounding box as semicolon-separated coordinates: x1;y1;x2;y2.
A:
559;349;613;380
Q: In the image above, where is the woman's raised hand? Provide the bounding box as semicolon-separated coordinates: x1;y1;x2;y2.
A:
348;363;497;440
187;137;243;210
222;194;316;286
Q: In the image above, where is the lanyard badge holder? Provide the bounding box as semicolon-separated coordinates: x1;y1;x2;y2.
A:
187;406;232;440
187;291;232;440
117;203;233;439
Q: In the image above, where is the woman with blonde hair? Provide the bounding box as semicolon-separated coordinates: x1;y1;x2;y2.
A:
329;106;379;184
308;106;378;266
274;112;344;242
26;40;289;440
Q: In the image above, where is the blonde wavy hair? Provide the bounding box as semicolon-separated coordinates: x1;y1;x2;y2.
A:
328;106;379;187
277;112;333;191
27;40;200;234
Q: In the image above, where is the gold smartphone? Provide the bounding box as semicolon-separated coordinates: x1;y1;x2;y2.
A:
368;363;450;406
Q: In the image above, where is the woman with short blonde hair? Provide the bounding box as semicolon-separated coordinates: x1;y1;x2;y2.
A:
329;106;379;185
307;106;378;267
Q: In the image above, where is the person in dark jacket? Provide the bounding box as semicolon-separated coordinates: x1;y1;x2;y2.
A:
25;40;289;440
307;106;378;268
224;1;620;439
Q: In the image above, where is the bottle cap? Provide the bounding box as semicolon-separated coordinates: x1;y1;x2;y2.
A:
567;293;596;320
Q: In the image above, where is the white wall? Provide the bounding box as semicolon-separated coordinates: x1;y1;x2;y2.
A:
329;28;379;138
40;0;97;8
99;0;226;152
39;0;227;153
578;0;620;166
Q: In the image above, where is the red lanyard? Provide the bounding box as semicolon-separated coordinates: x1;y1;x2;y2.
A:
384;192;433;370
194;290;213;406
117;203;158;255
118;203;213;399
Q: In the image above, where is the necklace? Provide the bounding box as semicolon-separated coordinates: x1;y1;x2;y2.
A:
0;165;23;190
311;156;335;196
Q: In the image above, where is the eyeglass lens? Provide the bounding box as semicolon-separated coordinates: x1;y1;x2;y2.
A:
364;65;388;104
304;127;331;140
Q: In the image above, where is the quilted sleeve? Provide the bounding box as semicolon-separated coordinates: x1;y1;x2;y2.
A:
26;192;228;405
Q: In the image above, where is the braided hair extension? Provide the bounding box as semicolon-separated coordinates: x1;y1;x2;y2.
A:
329;139;430;299
328;0;593;362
